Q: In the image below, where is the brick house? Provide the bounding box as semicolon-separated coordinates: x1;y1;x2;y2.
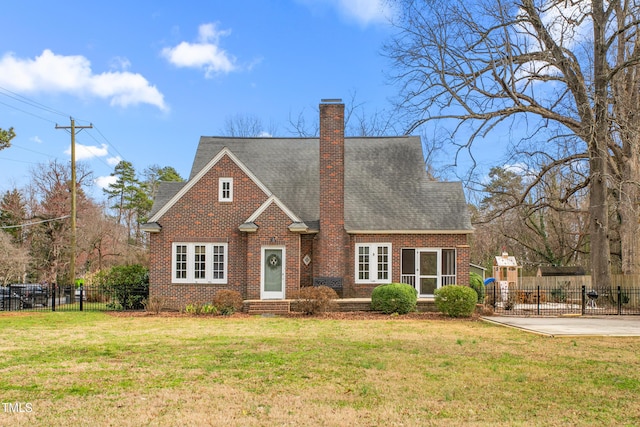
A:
142;99;473;310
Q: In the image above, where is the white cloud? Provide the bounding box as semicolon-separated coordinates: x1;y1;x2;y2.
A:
515;1;592;82
0;49;168;111
503;163;531;175
95;175;117;189
107;156;122;167
109;56;131;71
65;143;109;161
30;136;42;144
299;0;395;26
161;23;237;77
333;0;395;25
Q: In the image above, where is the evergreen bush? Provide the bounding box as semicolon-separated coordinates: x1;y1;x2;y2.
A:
469;272;485;303
371;283;417;314
96;264;149;310
434;285;477;317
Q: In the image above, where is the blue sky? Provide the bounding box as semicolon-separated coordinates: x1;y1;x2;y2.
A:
0;0;402;200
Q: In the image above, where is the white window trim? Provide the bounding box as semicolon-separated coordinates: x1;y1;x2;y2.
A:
400;248;458;295
355;243;392;284
172;242;228;284
219;177;233;202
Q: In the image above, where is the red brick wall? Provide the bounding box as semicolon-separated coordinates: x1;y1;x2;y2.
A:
300;234;314;288
245;202;301;300
149;154;268;310
346;233;471;297
316;101;349;281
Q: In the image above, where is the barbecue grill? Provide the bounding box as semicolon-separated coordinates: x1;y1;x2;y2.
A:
586;290;598;308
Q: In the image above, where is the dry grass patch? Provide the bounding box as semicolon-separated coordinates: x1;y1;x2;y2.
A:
0;312;638;426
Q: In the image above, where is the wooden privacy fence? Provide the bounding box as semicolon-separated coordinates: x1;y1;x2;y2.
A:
521;274;640;291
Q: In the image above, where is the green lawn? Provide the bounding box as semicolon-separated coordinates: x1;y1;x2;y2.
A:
0;312;639;426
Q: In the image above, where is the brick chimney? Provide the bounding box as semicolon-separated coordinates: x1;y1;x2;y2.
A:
316;99;348;281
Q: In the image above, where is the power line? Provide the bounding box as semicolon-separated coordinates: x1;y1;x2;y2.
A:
0;156;40;165
0;87;129;175
0;215;71;229
0;85;69;118
10;143;56;158
91;125;126;161
0;99;58;124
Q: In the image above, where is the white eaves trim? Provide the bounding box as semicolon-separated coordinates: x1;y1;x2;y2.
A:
346;229;475;234
148;147;272;223
244;195;303;224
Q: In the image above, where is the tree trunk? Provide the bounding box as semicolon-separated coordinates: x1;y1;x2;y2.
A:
589;152;611;293
619;149;640;274
590;0;612;293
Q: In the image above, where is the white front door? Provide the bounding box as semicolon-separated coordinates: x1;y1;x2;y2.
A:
261;247;285;299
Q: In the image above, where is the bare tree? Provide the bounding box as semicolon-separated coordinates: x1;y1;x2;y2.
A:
609;4;640;274
222;113;278;137
0;232;29;285
387;0;640;291
77;201;132;273
28;160;94;284
286;91;402;137
474;164;590;272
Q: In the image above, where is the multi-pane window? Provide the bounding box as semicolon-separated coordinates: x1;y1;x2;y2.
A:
355;243;391;284
377;245;389;281
358;246;370;280
219;178;233;202
212;245;225;280
175;245;187;279
194;245;206;279
172;243;228;284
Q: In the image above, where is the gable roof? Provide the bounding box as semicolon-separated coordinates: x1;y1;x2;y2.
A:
149;135;473;233
148;182;186;219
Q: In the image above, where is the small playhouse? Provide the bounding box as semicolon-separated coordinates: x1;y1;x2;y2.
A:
492;251;521;302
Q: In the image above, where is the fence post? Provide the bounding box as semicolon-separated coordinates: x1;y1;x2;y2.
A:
537;285;540;316
617;285;622;315
493;283;496;308
51;285;56;312
581;285;585;316
79;286;83;312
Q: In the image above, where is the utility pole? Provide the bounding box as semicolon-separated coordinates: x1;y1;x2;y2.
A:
56;118;92;296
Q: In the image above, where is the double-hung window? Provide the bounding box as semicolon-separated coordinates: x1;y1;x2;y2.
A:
355;243;391;284
219;178;233;202
172;243;228;284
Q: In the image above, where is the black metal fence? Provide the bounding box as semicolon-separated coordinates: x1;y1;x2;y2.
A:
0;284;148;312
486;283;640;316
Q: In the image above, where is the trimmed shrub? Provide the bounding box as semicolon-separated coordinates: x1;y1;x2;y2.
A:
469;272;485;303
212;290;244;315
95;264;149;310
434;285;477;318
371;283;418;314
293;286;338;315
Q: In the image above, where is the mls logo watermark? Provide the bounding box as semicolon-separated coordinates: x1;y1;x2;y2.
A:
2;402;33;413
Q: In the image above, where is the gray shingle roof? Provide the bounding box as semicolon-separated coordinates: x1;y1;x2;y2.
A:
148;182;186;219
151;135;473;232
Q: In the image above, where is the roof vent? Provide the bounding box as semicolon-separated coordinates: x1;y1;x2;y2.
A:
320;98;342;103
